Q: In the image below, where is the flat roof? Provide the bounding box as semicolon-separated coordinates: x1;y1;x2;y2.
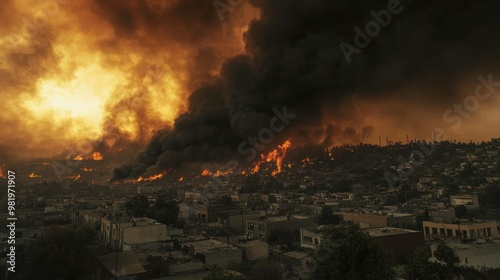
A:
97;251;147;276
365;227;420;237
181;239;240;253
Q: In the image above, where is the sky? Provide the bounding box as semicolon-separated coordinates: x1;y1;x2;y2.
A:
1;0;499;171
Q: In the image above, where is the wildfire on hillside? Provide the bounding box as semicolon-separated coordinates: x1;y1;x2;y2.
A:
124;171;166;183
28;173;42;178
251;140;291;176
68;152;104;161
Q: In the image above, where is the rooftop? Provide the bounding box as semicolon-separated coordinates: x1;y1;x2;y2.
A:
365;227;420;237
181;239;240;253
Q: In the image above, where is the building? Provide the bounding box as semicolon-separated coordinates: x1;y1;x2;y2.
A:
300;227;323;250
101;216;168;250
217;212;262;234
450;195;480;210
365;227;425;262
423;220;498;240
245;215;314;242
431;240;500;278
195;205;243;223
340;212;413;229
301;226;424;262
180;239;242;268
235;240;269;261
96;251;148;280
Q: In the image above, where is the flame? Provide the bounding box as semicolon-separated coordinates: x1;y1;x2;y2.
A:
81;167;96;172
65;174;81;180
69;152;104;161
201;169;232;177
124;171;166;183
0;166;5;178
178;177;184;182
201;169;213;176
0;0;259;160
73;154;84;161
28;172;42;178
90;152;103;160
251;140;291;176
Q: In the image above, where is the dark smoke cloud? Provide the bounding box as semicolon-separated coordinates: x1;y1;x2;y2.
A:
104;0;500;179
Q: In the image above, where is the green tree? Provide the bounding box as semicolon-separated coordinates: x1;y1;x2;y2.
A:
309;223;395;280
23;226;99;280
454;205;467;219
203;266;244;280
480;183;500;208
219;195;233;206
148;192;179;225
318;206;340;225
125;194;149;217
405;247;440;280
405;243;488;280
415;209;431;230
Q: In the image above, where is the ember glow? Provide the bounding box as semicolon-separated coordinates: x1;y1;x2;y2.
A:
28;172;42;178
251;140;291;176
124;171;166;183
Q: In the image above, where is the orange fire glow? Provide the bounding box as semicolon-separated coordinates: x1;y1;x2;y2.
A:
90;152;103;160
28;172;42;178
124;171;166;183
81;167;96;172
201;169;232;177
178;177;184;182
0;166;5;178
251;140;291;176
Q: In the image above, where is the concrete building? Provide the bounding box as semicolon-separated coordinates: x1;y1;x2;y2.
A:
301;226;425;263
365;227;425;262
450;194;480;210
101;216;168;250
196;205;242;223
235;240;269;261
423;220;498;240
245;215;314;242
217;212;262;234
340;212;413;229
137;184;166;194
181;239;242;268
300;227;323;249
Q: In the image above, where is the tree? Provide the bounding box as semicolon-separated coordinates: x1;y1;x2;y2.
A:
203;266;244;280
125;194;149;217
415;209;431;230
22;226;99;280
318;206;341;225
219;195;233;206
253;260;284;280
148;192;179;225
405;243;488;280
309;223;395;280
405;247;441;280
480;183;500;208
454;205;467;219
